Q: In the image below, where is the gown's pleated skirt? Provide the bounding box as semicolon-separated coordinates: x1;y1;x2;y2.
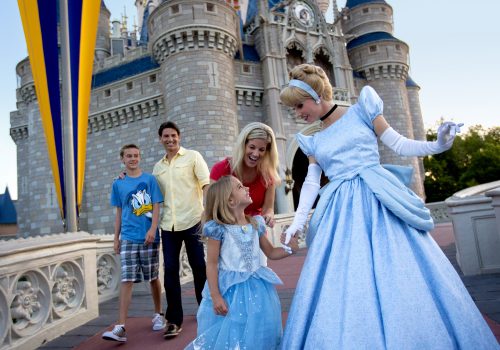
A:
281;177;499;350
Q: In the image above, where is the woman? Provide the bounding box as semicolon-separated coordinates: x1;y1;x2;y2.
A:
210;122;281;227
279;64;498;349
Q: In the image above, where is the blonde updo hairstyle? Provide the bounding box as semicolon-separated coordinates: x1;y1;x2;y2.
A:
280;64;333;107
231;122;281;187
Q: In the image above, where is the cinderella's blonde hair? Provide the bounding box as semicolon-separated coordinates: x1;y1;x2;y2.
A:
204;176;257;229
280;64;333;107
231;122;281;187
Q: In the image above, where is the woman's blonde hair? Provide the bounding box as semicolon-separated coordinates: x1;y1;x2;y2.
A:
231;122;281;187
280;64;333;107
203;176;257;229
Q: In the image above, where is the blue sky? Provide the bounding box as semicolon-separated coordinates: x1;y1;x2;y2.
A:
1;0;499;199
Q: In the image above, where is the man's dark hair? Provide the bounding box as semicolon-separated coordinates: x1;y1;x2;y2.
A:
158;121;180;137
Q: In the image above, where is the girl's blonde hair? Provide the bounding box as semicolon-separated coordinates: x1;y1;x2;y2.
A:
280;64;333;107
204;176;257;229
231;122;281;187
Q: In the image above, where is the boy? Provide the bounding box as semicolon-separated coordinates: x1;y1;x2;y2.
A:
102;144;165;342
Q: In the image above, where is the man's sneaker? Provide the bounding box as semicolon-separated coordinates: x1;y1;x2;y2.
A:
163;323;182;338
152;313;166;331
102;325;127;342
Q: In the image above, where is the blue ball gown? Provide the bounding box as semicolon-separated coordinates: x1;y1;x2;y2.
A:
280;86;499;349
185;216;283;350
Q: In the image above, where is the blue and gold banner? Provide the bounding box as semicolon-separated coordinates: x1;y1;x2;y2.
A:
18;0;101;219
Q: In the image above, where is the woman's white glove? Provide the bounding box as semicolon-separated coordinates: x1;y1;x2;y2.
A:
282;163;321;248
380;122;463;157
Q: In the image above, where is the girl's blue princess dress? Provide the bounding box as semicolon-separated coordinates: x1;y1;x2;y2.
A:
281;86;499;349
185;216;283;350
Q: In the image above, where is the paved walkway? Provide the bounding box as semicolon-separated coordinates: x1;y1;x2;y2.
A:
41;223;500;349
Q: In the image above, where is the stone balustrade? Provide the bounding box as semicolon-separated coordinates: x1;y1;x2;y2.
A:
0;233;99;349
446;180;500;276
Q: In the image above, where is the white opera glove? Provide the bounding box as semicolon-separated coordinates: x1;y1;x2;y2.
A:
283;163;321;247
380;122;463;157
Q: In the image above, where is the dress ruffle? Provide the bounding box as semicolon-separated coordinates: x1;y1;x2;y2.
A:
202;266;283;299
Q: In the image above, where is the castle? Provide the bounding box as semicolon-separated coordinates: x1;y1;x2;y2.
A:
10;0;426;236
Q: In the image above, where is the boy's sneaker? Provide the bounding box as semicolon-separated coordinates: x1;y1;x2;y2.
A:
102;325;127;342
152;313;166;331
163;323;182;338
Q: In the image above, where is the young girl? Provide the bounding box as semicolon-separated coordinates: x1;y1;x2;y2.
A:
184;176;299;350
279;63;499;349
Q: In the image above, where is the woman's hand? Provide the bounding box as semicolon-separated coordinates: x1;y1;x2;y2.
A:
263;212;275;228
212;294;228;316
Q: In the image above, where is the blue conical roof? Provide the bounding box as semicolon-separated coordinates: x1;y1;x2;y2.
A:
0;187;17;224
345;0;387;9
346;31;402;50
406;76;420;88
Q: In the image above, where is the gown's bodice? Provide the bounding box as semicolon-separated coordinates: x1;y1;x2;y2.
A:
203;216;282;296
295;86;434;243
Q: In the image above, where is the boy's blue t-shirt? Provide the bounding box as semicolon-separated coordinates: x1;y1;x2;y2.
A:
110;173;163;243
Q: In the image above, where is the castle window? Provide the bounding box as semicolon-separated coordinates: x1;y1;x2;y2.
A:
369;45;377;53
381;7;386;12
363;8;369;14
126;82;133;90
395;44;401;51
170;4;180;14
149;74;157;83
104;89;111;97
242;64;251;73
206;3;215;12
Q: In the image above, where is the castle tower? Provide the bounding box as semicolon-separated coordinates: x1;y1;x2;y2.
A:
148;0;240;166
341;0;425;197
10;59;65;236
94;1;111;64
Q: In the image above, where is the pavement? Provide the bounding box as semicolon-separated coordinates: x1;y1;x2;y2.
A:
40;223;500;349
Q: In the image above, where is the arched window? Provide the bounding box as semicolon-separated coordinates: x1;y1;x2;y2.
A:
313;48;334;85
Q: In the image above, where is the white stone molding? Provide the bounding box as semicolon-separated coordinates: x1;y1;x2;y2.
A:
10;270;52;338
0;232;99;349
0;287;7;344
151;25;238;63
88;94;164;133
95;253;120;302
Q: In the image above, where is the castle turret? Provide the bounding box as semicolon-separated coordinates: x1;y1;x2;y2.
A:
95;1;111;64
341;0;425;197
148;0;240;166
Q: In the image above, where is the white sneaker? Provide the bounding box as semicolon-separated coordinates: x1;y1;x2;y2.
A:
152;313;166;331
102;325;127;342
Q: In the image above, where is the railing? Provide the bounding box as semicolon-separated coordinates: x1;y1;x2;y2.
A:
0;233;100;349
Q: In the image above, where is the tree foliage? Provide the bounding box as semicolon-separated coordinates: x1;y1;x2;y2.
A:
424;124;500;202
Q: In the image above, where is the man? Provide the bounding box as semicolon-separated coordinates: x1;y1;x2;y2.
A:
152;121;210;339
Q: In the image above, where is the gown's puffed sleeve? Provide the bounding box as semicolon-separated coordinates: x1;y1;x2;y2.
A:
295;133;315;157
254;215;267;237
203;220;224;240
358;85;383;128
